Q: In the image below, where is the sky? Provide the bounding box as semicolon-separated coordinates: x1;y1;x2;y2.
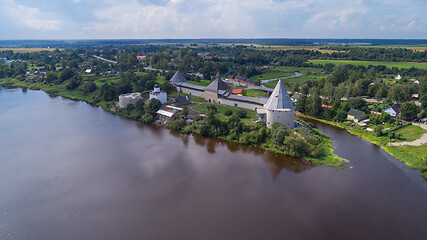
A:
0;0;426;39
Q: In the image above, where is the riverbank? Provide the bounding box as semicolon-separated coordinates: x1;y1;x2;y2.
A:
0;78;346;168
300;114;427;179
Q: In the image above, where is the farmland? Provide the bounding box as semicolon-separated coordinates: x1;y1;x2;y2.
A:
309;59;427;70
0;48;58;52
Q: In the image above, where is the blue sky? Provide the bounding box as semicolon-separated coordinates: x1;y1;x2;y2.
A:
1;0;426;39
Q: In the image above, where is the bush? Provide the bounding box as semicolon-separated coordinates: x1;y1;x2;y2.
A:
170;119;186;131
236;110;247;118
207;104;217;113
141;113;154;123
224;110;233;116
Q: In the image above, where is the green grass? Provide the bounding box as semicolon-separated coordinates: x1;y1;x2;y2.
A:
251;71;293;81
309;59;427;70
395;125;427;142
299;114;427;172
262;74;323;89
188;79;212;87
245;89;268;97
384;144;427;170
191;103;257;123
156;75;166;84
168;91;207;102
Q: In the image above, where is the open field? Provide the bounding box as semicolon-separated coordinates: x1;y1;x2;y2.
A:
263;74;323;89
188;79;212;87
251;71;293;81
190;103;257;123
309;59;427;70
396;125;427;142
245;89;268;97
218;44;342;53
362;45;427;52
384;144;427;170
0;48;58;52
82;74;120;87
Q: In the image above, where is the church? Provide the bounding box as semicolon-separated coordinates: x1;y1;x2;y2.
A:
169;70;295;128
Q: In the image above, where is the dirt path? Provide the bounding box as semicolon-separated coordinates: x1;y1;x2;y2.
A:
388;123;427;146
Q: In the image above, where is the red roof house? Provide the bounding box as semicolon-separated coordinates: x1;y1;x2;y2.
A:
232;89;243;95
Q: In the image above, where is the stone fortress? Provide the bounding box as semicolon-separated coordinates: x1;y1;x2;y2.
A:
170;70;295;128
118;92;142;108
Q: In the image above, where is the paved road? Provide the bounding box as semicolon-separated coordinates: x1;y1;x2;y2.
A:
260;72;302;85
92;55;118;64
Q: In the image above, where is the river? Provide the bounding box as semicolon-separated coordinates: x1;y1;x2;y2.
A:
0;86;426;240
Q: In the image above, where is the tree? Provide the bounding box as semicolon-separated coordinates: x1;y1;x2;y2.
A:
148;98;162;116
306;92;322;116
83;81;97;93
400;101;419;120
60;68;74;83
295;95;307;112
374;125;384;137
348;98;367;112
335;109;347;122
330;65;348;85
135;99;145;114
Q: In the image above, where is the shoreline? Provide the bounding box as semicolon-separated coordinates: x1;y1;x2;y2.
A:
0;79;346;168
300;114;427;178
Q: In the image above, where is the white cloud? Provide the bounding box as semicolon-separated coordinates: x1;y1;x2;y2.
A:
1;0;427;39
0;0;63;31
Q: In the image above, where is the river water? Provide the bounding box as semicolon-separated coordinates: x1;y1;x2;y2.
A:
0;86;426;240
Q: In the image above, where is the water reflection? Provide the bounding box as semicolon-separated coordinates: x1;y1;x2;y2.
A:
191;131;314;177
1;86;426;240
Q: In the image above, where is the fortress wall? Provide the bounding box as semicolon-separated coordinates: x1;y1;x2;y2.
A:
219;98;262;111
178;87;204;98
266;109;295;128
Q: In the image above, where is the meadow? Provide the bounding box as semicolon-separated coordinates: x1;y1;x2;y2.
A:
0;48;58;52
309;59;427;70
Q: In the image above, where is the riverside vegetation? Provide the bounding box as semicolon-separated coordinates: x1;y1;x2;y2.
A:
1;40;427;172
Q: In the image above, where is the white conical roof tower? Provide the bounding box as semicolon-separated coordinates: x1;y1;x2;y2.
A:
264;80;295;110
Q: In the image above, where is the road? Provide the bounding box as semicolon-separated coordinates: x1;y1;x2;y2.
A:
388;123;427;146
92;55;118;64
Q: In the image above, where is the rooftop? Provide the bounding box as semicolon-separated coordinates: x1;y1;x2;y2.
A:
264;80;295;110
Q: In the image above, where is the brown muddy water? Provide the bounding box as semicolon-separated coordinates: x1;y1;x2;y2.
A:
0;86;426;240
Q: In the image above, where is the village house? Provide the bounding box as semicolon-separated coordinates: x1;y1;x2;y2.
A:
155;105;183;125
232;89;243;96
383;106;400;117
347;109;367;123
234;76;260;86
291;92;302;102
173;96;191;107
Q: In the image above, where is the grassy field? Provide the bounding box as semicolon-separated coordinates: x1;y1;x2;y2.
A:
156;75;166;84
363;45;427;52
309;59;427;70
251;71;294;80
85;75;120;87
396;125;427;142
245;89;268;97
191;103;257;123
188;79;212;87
384;144;427;170
0;48;58;52
218;44;342;53
262;74;322;89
